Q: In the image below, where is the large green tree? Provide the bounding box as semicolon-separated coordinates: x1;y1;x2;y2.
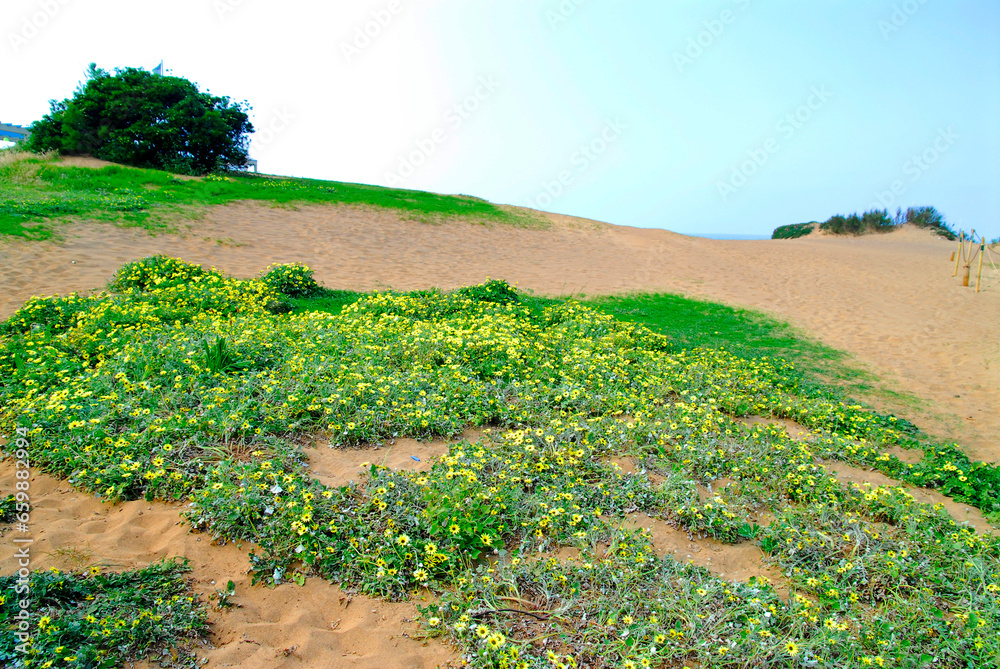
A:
26;64;253;175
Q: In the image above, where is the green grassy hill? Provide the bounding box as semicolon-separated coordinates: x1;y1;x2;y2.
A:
0;150;542;240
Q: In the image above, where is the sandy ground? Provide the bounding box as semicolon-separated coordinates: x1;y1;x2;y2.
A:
1;170;999;666
0;430;793;668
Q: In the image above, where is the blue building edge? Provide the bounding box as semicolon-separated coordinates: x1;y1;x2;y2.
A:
0;123;31;141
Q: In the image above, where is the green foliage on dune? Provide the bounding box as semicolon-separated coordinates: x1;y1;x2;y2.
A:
772;207;957;241
771;222;816;240
0;150;542;240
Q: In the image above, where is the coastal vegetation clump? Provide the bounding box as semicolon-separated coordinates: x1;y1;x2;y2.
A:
772;206;957;241
1;257;997;668
771;222;816;240
820;209;896;236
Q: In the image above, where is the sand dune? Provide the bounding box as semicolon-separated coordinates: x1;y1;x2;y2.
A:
1;199;998;666
1;202;996;461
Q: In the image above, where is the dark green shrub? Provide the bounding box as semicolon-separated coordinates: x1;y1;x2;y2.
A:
260;262;320;297
771;222;816;240
821;213;863;235
25;64;253;175
109;255;216;292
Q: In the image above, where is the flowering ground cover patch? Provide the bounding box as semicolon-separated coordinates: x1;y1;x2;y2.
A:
1;257;997;667
0;559;207;668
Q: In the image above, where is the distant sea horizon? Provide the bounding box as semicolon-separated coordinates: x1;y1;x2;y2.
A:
682;232;772;240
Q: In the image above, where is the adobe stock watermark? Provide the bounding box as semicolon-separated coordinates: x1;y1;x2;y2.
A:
212;0;249;20
251;107;295;156
384;76;501;187
674;0;751;73
868;126;958;210
546;0;587;30
7;0;72;53
341;1;404;63
10;426;33;656
878;0;930;40
527;118;627;210
717;85;833;202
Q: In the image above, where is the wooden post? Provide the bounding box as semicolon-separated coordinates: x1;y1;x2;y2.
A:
976;243;985;292
963;264;971;287
954;231;964;276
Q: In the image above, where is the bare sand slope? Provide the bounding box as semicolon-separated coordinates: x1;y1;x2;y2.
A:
1;202;995;460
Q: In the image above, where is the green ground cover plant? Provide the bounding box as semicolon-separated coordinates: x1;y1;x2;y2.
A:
0;150;540;239
1;257;997;668
771;222;816;240
0;559;207;668
0;494;17;523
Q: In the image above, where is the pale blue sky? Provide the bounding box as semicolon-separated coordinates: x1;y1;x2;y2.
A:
4;0;998;238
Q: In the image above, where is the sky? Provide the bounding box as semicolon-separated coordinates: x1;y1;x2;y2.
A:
3;0;999;239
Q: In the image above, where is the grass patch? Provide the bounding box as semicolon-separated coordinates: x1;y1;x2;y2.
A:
581;292;941;425
1;257;998;668
582;292;865;385
0;151;543;240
